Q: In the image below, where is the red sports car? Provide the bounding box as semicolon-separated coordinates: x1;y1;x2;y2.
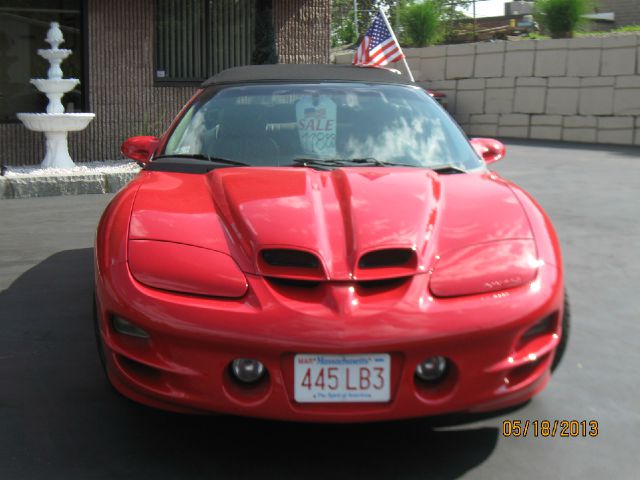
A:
94;64;568;422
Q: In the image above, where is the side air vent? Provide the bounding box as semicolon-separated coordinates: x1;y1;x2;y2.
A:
358;249;415;269
261;249;320;269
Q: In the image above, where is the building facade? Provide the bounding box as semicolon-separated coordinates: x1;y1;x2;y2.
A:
0;0;331;166
596;0;640;26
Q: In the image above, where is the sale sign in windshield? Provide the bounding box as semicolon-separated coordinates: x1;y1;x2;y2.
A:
296;95;337;157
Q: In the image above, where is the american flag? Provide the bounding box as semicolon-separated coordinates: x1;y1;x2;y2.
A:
353;11;405;67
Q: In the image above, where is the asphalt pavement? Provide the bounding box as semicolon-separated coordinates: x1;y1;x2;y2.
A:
1;140;638;479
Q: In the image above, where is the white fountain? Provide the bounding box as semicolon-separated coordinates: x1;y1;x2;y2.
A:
17;22;95;169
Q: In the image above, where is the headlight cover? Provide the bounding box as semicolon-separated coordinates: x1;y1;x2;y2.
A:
429;239;539;298
128;240;248;298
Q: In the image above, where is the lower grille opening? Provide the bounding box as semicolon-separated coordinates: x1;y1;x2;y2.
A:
516;313;558;351
357;277;409;290
267;277;321;288
116;354;163;382
505;354;548;387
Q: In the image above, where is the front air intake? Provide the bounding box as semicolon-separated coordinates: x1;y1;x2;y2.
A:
261;249;320;269
358;249;414;269
258;248;325;280
354;248;417;281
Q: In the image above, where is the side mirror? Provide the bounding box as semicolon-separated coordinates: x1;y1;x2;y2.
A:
121;136;160;164
469;138;506;164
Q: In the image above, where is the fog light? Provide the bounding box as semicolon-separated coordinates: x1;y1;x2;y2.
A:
230;358;265;383
415;356;447;382
112;316;149;339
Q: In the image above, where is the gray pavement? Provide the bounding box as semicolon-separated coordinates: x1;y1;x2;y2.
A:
1;140;638;479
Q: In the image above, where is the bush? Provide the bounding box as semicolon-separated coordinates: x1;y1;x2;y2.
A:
535;0;593;38
400;1;443;47
332;17;357;48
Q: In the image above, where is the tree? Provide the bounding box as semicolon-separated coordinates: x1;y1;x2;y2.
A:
331;0;472;48
331;0;390;48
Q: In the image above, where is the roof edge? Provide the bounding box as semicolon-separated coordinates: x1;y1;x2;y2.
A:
201;64;415;87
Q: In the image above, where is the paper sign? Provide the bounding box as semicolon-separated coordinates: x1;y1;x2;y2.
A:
296;95;337;157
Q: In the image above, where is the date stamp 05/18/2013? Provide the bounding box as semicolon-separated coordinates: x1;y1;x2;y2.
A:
502;420;599;438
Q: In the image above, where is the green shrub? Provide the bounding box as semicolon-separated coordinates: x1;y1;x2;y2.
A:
578;24;640;36
400;1;443;47
535;0;593;38
332;17;357;48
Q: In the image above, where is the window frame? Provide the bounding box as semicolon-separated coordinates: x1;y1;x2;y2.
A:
153;0;269;87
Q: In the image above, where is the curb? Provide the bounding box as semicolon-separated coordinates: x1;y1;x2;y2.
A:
0;171;139;199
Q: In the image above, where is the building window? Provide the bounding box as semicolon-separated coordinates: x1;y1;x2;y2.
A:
155;0;276;83
0;0;85;123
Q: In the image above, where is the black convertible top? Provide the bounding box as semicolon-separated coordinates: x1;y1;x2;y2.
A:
201;64;415;87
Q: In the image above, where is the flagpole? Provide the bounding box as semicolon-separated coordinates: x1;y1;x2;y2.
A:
378;7;414;82
353;0;358;40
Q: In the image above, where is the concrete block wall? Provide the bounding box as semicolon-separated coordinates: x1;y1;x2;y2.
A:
409;34;640;145
336;33;640;145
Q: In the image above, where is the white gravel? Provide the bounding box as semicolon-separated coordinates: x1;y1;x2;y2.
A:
2;160;141;178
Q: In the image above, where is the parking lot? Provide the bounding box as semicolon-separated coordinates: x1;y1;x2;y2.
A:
1;140;638;479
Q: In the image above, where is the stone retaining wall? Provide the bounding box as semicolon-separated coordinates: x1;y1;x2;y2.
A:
0;170;139;199
335;34;640;145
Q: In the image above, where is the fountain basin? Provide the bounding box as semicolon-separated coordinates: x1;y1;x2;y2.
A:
18;21;96;169
17;113;95;132
30;78;79;95
37;48;72;61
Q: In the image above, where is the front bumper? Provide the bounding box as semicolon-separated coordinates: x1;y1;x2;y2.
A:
95;262;564;422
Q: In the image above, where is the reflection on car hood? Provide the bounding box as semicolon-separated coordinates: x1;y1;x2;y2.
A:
129;167;533;278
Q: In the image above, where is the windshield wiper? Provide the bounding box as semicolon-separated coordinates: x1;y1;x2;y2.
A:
371;159;424;168
290;157;420;169
371;160;465;171
154;153;250;167
287;157;467;173
291;157;375;168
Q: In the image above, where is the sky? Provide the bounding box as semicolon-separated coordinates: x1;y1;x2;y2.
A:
461;0;509;18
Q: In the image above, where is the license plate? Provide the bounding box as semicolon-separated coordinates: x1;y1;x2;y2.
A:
294;353;390;403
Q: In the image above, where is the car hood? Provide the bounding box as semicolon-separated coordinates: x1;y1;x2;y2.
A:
129;167;533;279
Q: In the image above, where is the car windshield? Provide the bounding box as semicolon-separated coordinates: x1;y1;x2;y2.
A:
162;82;484;171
